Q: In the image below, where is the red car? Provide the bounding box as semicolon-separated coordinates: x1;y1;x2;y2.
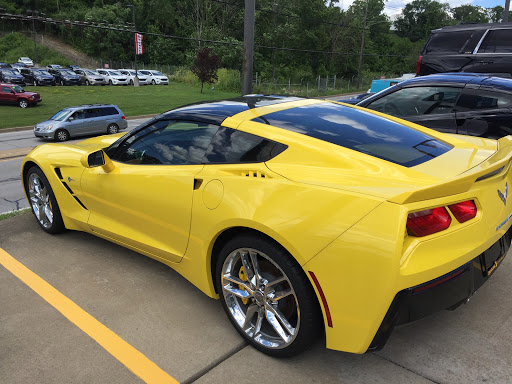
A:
0;83;41;108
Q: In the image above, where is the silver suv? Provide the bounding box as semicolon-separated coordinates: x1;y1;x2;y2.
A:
34;104;128;141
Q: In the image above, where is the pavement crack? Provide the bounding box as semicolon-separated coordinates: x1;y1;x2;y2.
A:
184;341;248;384
372;353;441;384
0;177;21;183
3;197;26;211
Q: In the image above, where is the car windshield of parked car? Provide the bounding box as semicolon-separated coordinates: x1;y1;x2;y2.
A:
153;71;164;76
255;102;453;167
60;70;75;76
1;69;18;75
51;109;73;121
11;85;24;93
85;70;99;76
139;70;151;75
34;69;51;75
109;71;122;76
20;57;30;61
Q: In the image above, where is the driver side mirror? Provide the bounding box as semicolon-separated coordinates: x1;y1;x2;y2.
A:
80;150;115;173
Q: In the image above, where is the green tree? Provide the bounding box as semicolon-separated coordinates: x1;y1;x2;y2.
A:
486;5;504;22
394;0;452;42
452;5;488;23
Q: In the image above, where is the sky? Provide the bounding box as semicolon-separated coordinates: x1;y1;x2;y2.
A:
338;0;506;17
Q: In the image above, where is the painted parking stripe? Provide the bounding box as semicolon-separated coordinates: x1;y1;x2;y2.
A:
0;247;179;384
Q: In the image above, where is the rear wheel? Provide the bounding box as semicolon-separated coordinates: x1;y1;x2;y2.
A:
107;123;119;134
18;99;28;108
55;129;70;142
215;234;321;357
25;166;65;234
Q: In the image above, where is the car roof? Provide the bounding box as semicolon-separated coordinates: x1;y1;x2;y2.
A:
432;22;512;34
395;73;495;87
159;95;304;124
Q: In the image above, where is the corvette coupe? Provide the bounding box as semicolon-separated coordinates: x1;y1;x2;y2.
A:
22;96;512;357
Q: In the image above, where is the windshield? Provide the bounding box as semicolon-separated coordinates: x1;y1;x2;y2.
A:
20;57;30;61
1;69;18;75
60;70;76;76
109;71;122;76
139;70;151;75
85;70;100;75
51;109;73;121
34;70;51;75
153;71;164;76
12;85;24;93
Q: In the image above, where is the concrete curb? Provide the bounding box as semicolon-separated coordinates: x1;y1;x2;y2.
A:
0;114;157;134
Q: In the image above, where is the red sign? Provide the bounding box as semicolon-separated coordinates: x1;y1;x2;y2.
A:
135;33;143;55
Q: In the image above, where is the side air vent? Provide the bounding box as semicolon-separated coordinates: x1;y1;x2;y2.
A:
54;167;63;180
242;171;271;178
73;196;88;210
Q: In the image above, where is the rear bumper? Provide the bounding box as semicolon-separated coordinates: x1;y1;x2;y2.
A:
368;225;512;351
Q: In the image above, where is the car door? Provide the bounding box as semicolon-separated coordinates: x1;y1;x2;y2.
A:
66;110;88;136
454;86;512;138
466;29;512;76
80;119;219;262
363;85;462;133
0;86;17;104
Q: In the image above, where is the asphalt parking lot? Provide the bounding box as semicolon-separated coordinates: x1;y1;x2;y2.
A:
1;213;512;384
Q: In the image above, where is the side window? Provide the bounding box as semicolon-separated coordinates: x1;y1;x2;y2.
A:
204;127;287;164
99;107;118;116
366;87;462;117
85;108;100;118
456;89;512;111
113;120;218;165
1;86;12;93
424;30;484;54
478;29;512;53
71;110;86;120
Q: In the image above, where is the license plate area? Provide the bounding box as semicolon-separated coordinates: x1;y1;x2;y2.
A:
480;230;511;277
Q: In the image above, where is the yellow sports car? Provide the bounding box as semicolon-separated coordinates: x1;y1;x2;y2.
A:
22;96;512;357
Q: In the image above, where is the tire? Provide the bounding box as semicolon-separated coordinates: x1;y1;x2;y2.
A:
129;79;133;85
107;123;119;134
151;79;156;85
109;80;113;85
215;234;321;357
86;80;90;86
33;80;37;86
24;166;65;234
18;99;28;108
55;129;70;142
60;80;64;86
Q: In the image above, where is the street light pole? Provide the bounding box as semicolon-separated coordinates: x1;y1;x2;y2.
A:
357;0;369;90
126;4;139;87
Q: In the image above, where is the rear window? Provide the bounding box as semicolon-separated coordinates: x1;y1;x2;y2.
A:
424;30;485;54
255;102;452;167
99;107;119;116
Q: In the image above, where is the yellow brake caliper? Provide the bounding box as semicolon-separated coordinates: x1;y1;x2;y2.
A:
239;266;250;305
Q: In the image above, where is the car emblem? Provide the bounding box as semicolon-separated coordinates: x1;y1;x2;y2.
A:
498;183;508;206
68;176;75;182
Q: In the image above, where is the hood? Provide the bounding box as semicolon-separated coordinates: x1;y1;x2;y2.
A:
71;132;127;151
21;91;40;98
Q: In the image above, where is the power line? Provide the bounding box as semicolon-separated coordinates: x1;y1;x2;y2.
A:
0;12;417;58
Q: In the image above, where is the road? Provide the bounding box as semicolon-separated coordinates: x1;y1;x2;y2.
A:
0;118;150;214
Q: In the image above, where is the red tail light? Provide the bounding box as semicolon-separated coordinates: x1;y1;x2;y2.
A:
416;55;422;75
122;115;126;119
407;207;451;237
448;200;477;223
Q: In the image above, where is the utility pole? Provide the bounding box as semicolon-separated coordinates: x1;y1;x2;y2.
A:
28;0;38;66
242;0;255;95
357;0;369;89
126;4;139;86
504;0;510;22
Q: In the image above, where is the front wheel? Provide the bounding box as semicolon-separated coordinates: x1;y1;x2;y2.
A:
85;80;90;86
152;79;156;85
33;80;37;86
107;123;119;134
55;129;70;142
215;234;321;357
25;166;65;234
19;99;28;108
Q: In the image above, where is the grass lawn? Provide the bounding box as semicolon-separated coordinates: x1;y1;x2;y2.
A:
0;83;240;129
0;208;30;221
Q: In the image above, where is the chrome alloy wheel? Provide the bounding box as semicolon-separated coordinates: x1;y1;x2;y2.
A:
221;248;300;349
28;173;53;229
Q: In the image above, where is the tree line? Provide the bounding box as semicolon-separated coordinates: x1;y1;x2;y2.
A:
0;0;506;82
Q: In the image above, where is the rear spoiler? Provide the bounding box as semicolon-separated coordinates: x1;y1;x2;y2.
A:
390;136;512;204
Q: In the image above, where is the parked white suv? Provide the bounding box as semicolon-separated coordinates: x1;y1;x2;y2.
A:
118;69;149;85
18;57;34;67
96;69;129;85
139;70;169;85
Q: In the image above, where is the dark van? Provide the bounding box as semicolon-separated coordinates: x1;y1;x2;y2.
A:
418;22;512;77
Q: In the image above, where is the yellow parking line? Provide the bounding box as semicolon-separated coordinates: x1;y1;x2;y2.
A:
0;248;179;384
